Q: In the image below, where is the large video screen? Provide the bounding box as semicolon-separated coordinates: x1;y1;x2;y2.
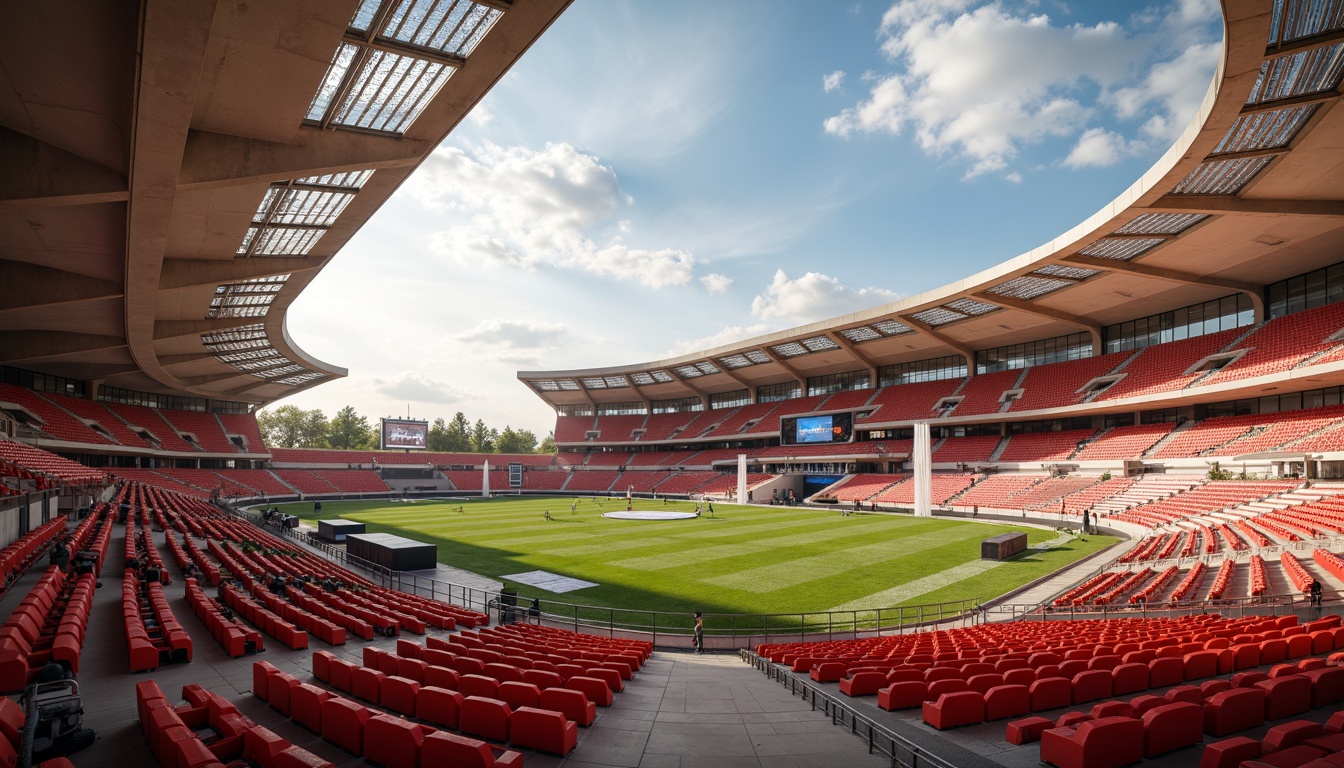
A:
380;418;429;450
781;412;852;445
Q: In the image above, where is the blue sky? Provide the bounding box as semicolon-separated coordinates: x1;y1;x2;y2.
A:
279;0;1224;439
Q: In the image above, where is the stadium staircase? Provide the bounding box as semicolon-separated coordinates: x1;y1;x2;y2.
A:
988;435;1011;462
1141;420;1198;457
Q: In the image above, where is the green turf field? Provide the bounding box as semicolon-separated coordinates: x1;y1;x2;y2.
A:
270;497;1115;620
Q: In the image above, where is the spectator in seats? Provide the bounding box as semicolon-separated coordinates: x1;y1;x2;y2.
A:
182;562;198;581
693;611;704;654
50;537;70;574
143;562;161;596
529;598;541;622
1311;578;1323;606
1082;508;1091;535
269;573;286;595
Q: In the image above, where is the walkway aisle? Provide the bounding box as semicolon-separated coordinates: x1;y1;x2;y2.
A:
63;521;893;768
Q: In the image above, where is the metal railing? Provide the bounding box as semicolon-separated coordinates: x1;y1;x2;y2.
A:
987;591;1303;623
743;649;957;768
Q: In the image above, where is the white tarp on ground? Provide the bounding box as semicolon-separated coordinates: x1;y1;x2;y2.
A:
502;570;599;593
600;510;698;521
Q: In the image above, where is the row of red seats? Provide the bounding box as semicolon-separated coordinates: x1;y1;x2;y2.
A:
1169;561;1209;602
137;679;332;768
1010;663;1344;767
123;573;191;672
184;578;262;658
256;659;532;766
0;515;67;592
249;584;346;645
1282;551;1314;593
0;567;91;691
220;584;308;650
402;636;622;707
1207;559;1237;600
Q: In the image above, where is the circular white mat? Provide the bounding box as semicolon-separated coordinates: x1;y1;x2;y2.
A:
601;510;699;521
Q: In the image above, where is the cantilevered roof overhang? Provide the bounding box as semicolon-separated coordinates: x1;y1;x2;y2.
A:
520;0;1344;413
0;0;571;406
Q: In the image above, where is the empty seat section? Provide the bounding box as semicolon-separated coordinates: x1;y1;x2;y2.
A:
998;429;1095;462
0;384;115;446
932;435;1001;463
1009;352;1132;412
1073;423;1174;460
592;415;646;443
947;370;1020;416
157;409;237;453
859;379;961;424
1095;328;1241;401
1209;301;1344;383
311;470;390;493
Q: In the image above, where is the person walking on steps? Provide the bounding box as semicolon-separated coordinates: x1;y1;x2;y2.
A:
1311;578;1324;607
693;611;704;654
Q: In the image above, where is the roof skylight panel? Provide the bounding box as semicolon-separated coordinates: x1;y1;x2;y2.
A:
840;326;881;342
911;307;966;326
240;226;327;256
1246;44;1344;104
603;376;629;388
1213;105;1318;154
1034;264;1100;280
275;372;327;386
695;361;720;374
1270;0;1344;44
673;365;703;378
580;377;607;389
1172;156;1275;195
745;349;771;364
382;0;503;57
295;170;375;190
986;276;1072;300
718;354;754;369
629;372;655;385
945;298;998;316
771;342;808;358
801;336;840;352
532;380;560;391
1078;237;1165;260
1114;213;1209;235
254;364;308;379
872;319;913;335
556;379;581;391
650;370;674;382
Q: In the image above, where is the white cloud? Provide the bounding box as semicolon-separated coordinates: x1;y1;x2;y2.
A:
1064;127;1130;169
457;319;567;349
826;1;1221;177
467;99;494;127
750;270;902;324
664;324;771;357
823;70;846;93
373;374;465;405
409;142;699;288
700;273;733;293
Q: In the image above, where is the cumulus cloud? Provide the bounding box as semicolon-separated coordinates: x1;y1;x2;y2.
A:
373;374;464;405
700;273;733;293
457;319;567;349
409;142;699;288
750;270;902;324
664;324;771;357
823;70;846;93
825;0;1220;177
1064;127;1131;168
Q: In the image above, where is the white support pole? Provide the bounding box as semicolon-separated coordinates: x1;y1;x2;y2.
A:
482;460;490;498
914;422;932;517
736;453;747;504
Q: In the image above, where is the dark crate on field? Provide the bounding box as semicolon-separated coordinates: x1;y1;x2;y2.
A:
981;532;1027;561
346;532;437;571
318;518;365;542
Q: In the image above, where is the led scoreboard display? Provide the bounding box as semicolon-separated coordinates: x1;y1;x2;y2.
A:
780;412;853;446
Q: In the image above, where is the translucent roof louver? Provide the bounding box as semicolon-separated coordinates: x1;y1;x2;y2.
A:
234;357;294;372
240;171;375;257
216;348;282;364
945;298;999;316
1172;156;1275;195
911;307;967;326
872;319;913;335
581;377;607;389
1270;0;1344;44
1246;44;1344;104
254;364;308;379
695;361;719;374
629;372;655;385
309;0;503;135
986;275;1074;301
556;379;580;391
1035;264;1101;280
604;376;629;388
201;324;267;348
295;171;375;189
801;336;840;352
745;349;771;364
650;370;674;383
771;342;808;358
1213;104;1319;154
840;326;881;342
275;372;327;386
673;365;704;378
531;380;560;391
1079;237;1166;260
206;275;290;319
718;354;756;369
1115;213;1209;235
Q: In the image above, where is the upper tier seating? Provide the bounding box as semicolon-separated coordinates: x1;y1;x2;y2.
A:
1095;328;1243;401
998;429;1095;462
103;402;198;452
157;409;237;453
627;451;676;466
157;469;255;497
217;412;267;453
1009;352;1132;412
948;370;1020;417
703;402;781;438
213;469;295;497
818;388;877;411
932;435;1002;463
1073;423;1175;461
860;379;961;424
639;412;699;441
110;469;210;498
555;414;596;443
585;451;634;467
1209;301;1344;384
0;384;115;446
673;409;736;441
42;391;154;448
592;415;647;443
1287;422;1344;453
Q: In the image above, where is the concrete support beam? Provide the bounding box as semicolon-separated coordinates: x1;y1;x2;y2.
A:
901;315;977;377
159;257;318;290
0;128;128;208
1062;254;1266;322
1145;197;1344;217
826;331;879;384
178;128;432;190
0;261;121;310
971;291;1104;355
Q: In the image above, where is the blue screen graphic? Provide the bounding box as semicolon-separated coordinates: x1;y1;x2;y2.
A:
795;415;835;443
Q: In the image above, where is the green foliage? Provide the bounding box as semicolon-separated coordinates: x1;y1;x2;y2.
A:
538;432;556;454
444;412;472;452
496;426;538;454
1100;471;1112;481
1208;466;1234;481
327;405;376;449
258;404;329;448
268;497;1117;616
469;419;497;453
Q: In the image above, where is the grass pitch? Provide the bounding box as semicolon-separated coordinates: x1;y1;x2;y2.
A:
272;497;1114;619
